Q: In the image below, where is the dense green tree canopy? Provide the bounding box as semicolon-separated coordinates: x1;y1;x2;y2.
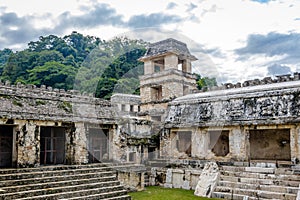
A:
0;32;216;98
195;74;218;90
27;62;77;90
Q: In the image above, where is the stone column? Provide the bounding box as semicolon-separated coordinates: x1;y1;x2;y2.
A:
144;60;154;74
164;169;173;188
16;120;40;167
182;59;191;73
290;126;300;164
229;127;248;161
164;54;178;70
160;129;171;159
192;128;209;159
72;122;88;164
111;124;127;162
12;126;17;167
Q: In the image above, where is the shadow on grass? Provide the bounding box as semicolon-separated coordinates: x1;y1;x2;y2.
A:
129;186;221;200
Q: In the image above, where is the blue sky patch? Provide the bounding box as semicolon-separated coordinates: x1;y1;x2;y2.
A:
251;0;272;3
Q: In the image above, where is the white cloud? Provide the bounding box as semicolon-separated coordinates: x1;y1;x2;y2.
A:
1;0;300;83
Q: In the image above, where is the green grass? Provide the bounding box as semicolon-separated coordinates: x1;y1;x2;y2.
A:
129;186;220;200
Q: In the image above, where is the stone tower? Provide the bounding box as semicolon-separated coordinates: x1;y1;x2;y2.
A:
139;38;198;121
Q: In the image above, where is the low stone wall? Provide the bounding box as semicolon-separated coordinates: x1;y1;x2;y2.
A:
149;167;202;190
116;168;145;192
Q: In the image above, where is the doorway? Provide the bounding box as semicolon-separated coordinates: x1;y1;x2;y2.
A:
88;128;109;163
0;126;13;167
40;127;65;165
249;129;291;161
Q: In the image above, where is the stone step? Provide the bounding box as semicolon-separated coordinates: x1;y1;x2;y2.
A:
222;166;295;175
67;194;131;200
0;171;115;187
212;191;280;200
221;166;246;172
244;167;275;174
0;164;131;200
0;163;110;174
2;183;124;199
222;170;300;181
0;177;119;193
16;189;128;200
103;195;132;200
0;166;113;181
221;175;300;187
215;187;296;200
218;181;299;194
249;161;293;168
222;166;277;174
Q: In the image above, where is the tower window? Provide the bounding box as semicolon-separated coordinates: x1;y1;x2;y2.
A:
154;59;164;72
178;63;182;71
121;104;126;111
130;105;134;112
154;65;161;72
183;85;189;95
151;86;162;101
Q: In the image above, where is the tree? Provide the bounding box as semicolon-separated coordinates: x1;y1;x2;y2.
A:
95;78;118;99
63;31;102;64
0;32;149;99
0;48;13;75
2;50;34;83
195;74;218;90
75;37;147;98
27;61;77;90
28;35;62;52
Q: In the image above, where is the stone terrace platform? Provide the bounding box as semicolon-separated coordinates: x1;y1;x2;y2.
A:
0;163;133;200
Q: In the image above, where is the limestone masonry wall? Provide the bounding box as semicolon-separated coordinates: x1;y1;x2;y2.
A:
166;77;300;127
0;81;115;123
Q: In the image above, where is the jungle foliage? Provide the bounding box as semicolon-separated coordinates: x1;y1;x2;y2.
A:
0;32;216;99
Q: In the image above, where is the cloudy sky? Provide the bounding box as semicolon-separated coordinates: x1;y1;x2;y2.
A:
1;0;300;83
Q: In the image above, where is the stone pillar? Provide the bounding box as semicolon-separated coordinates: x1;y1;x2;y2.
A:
164;169;173;188
164;54;178;70
16;120;40;167
111;125;127;162
182;59;191;73
144;60;154;74
160;129;171;159
140;87;151;104
290;126;300;164
150;168;157;186
108;126;115;161
182;170;191;190
12;126;17;167
229;127;248;161
192;128;209;159
65;123;75;164
67;122;88;164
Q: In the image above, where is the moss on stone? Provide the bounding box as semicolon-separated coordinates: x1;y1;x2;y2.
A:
36;100;46;106
13;99;23;107
58;101;72;113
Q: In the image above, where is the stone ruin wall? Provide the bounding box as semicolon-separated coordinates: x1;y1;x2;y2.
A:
0;81;115;123
166;75;300;127
0;81;121;167
199;72;300;92
0;81;159;167
163;74;300;163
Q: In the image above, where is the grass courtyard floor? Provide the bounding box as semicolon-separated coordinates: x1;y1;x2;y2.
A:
129;186;220;200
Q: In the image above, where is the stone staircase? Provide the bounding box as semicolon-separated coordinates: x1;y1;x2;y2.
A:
212;165;300;200
0;163;131;200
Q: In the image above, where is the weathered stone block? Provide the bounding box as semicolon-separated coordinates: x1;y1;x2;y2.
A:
194;162;220;198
